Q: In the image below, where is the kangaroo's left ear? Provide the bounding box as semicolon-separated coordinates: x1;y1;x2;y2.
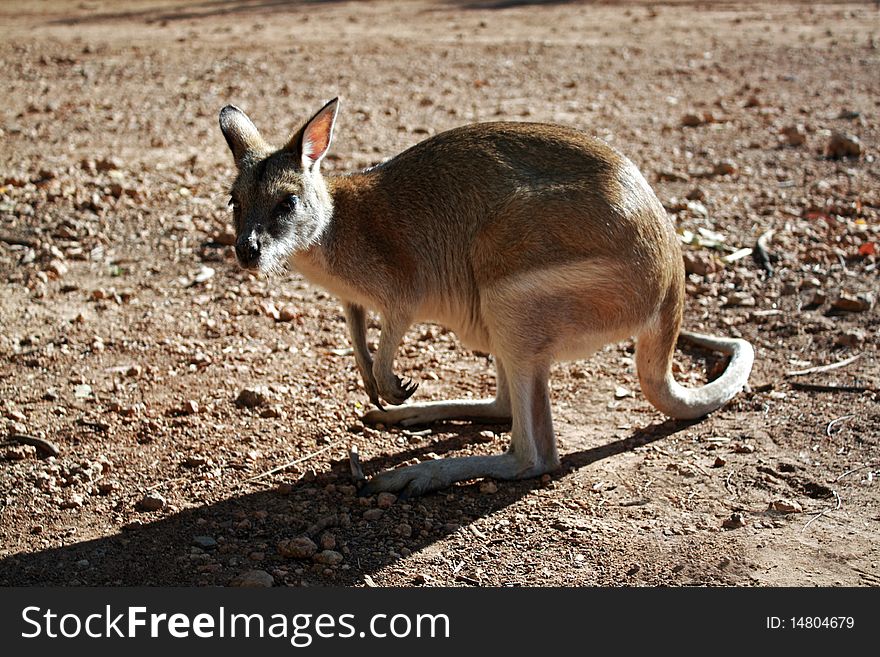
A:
219;105;265;166
285;97;339;171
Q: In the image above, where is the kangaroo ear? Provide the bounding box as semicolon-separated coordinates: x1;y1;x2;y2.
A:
285;98;339;171
219;105;264;165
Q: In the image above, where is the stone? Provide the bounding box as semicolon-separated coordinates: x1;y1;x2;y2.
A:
313;550;344;565
363;508;384;521
137;492;166;511
712;159;738;176
722;512;746;529
825;132;862;159
236;386;271;408
193;535;218;550
277;536;317;559
770;499;802;514
780;124;807;146
376;492;397;509
836;328;865;348
230;569;274;587
831;292;873;313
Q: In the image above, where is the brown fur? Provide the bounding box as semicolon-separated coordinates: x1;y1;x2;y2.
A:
218;99;754;496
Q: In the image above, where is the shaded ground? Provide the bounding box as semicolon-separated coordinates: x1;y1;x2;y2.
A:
0;0;878;587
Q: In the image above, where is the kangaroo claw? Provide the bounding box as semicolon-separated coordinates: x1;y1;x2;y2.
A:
377;374;419;406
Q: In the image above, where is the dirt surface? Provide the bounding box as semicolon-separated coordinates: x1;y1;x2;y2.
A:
1;0;878;587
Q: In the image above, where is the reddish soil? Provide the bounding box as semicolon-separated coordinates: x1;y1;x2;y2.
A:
0;0;877;587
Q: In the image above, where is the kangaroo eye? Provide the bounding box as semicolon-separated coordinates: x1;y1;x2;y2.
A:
276;194;299;215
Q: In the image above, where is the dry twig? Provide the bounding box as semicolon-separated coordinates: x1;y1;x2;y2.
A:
2;434;60;458
785;354;860;377
826;415;855;437
245;443;335;483
802;490;842;532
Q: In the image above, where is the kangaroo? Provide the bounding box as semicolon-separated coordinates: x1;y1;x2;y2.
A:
218;97;754;497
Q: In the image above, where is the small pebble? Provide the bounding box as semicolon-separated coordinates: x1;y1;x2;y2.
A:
229;569;274;587
825;132;862;159
363;508;384;521
722;512;746;529
278;537;317;559
770;499;802;514
193;535;218;550
137;492;166;511
313;550;344;565
376;492;397;509
236;386;271;408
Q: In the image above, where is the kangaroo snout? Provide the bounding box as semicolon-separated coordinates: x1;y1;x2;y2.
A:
235;231;262;269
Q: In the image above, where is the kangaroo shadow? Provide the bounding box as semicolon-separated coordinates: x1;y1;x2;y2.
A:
0;418;692;586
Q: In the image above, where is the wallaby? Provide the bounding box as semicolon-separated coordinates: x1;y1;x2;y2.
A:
218;97;754;497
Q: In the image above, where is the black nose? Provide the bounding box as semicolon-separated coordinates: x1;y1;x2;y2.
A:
235;233;261;267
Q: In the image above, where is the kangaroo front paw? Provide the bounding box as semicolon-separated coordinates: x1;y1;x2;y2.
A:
377;374;419;406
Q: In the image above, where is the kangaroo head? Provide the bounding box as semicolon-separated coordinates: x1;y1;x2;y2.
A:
218;98;339;273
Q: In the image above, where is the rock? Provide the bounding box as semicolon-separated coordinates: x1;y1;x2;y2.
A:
770;499;802;514
825;132;861;159
722;512;746;529
831;292;873;313
230;569;274;587
277;536;317;559
724;291;756;307
657;169;689;182
733;443;755;454
681;113;704;127
313;549;344;565
278;306;299;322
258;300;280;320
712;159;738;176
395;523;413;538
137;492;166;511
183;455;209;468
376;492;397;509
479;481;498;495
4;445;36;460
363;508;384;521
94;156;122;172
686;200;708;217
712;456;727;468
259;406;283;419
475;430;496;443
213;230;236;246
179;399;199;415
806;290;827;308
236;386;271;408
319;532;336;550
60;493;85;509
780;124;807;146
46;259;68;278
193;535;218;550
614;386;633;399
73;384;92;399
682;251;717;276
685;187;706;201
836;328;865;348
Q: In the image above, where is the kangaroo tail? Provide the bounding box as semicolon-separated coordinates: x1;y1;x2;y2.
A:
636;309;754;420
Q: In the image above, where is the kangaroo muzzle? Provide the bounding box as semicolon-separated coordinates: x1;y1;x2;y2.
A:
235;231;262;269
